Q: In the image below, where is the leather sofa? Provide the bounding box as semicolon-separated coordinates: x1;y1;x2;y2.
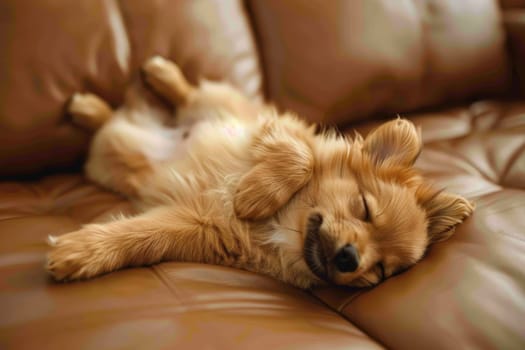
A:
1;1;524;349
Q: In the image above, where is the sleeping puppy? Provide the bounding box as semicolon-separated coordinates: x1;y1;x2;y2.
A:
46;57;474;289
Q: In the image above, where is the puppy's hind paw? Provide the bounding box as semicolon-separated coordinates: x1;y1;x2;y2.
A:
142;56;194;105
68;92;113;131
142;56;174;78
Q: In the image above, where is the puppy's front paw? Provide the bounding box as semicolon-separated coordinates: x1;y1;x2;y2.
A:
68;92;113;131
46;229;119;281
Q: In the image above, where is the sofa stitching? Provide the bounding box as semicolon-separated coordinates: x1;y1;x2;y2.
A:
441;141;499;184
307;291;388;349
499;141;525;187
420;143;498;187
150;264;183;302
333;290;370;313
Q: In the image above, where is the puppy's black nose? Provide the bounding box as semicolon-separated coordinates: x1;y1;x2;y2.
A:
334;244;359;272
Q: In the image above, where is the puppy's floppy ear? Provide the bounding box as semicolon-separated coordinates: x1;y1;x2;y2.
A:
234;115;314;220
419;190;475;244
363;118;422;166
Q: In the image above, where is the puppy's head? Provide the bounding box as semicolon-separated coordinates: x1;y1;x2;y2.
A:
282;119;474;287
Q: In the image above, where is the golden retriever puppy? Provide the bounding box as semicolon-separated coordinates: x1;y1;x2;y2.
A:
46;57;474;289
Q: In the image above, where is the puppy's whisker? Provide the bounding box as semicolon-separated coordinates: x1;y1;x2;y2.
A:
281;226;301;234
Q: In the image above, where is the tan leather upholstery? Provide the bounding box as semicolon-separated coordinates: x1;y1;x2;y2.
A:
249;0;512;124
1;1;524;349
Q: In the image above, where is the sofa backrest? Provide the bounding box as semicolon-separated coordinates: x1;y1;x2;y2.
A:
0;0;513;177
249;0;512;124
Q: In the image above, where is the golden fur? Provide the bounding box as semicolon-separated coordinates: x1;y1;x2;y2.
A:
46;57;474;289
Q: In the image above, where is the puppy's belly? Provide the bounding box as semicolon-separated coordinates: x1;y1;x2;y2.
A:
175;118;255;168
137;117;256;207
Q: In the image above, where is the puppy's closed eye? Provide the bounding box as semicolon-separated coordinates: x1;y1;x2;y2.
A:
352;193;371;222
361;194;370;222
376;262;385;280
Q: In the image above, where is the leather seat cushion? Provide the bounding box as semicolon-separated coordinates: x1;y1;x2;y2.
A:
1;100;523;349
0;176;381;349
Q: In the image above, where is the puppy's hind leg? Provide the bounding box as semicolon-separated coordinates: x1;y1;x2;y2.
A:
67;92;151;197
85;112;178;198
142;56;195;106
69;88;178;199
68;93;114;131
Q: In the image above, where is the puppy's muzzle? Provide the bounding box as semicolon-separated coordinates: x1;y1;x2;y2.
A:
334;244;359;273
303;213;360;282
